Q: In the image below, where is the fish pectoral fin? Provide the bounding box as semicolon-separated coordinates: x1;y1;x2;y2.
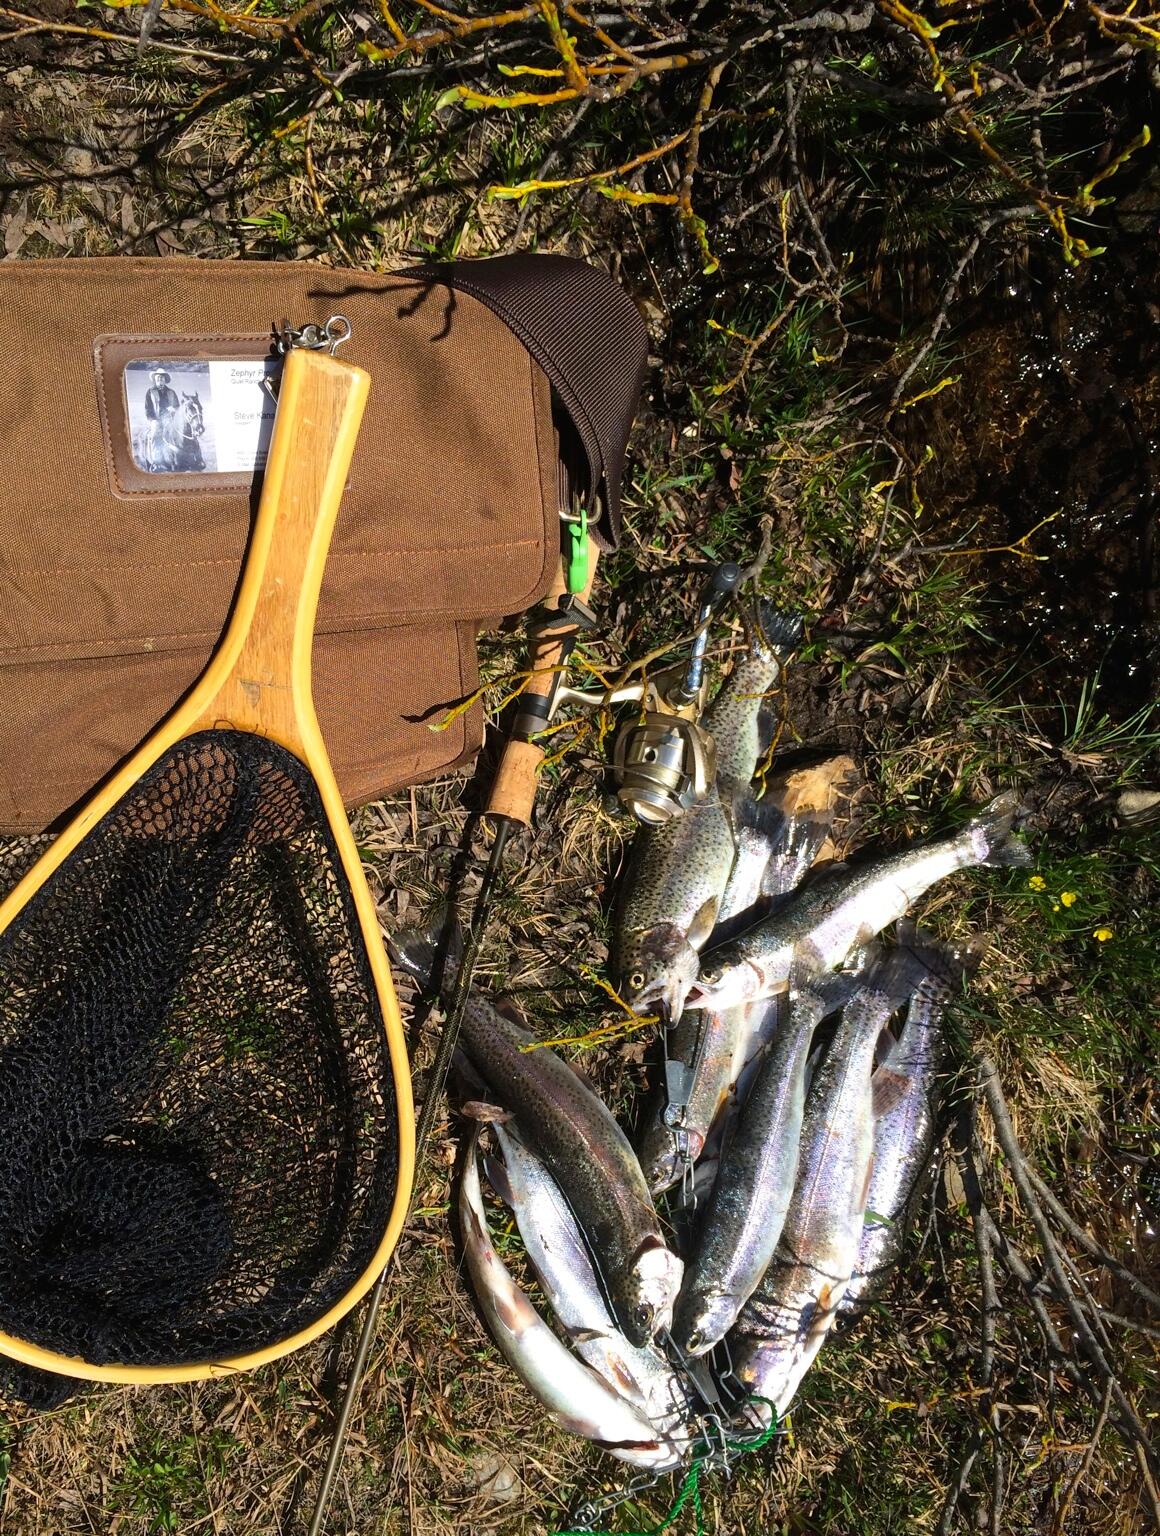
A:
787;947;824;994
686;895;721;952
871;1064;912;1119
494;996;531;1029
463;1099;512;1125
482;1153;517;1209
567;1327;608;1345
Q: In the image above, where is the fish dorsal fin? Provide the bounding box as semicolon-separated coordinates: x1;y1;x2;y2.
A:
686;894;721;951
875;1025;899;1068
494;997;530;1029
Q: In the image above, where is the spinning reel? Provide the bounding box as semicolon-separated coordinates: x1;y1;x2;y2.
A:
515;562;742;826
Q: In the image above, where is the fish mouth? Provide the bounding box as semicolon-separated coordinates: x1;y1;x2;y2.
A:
632;977;691;1027
687;960;760;1010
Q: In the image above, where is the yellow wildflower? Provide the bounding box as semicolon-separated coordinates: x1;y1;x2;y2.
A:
1052;904;1060;913
1093;927;1114;942
1060;890;1077;907
1027;875;1046;891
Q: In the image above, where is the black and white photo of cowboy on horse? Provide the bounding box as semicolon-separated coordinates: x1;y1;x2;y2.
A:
125;360;217;474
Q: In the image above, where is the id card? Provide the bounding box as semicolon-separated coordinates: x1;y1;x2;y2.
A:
123;357;280;476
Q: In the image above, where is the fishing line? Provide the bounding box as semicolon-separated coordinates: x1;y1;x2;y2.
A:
554;1398;779;1536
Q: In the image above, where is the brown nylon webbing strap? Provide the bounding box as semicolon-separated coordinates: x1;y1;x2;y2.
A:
409;255;648;550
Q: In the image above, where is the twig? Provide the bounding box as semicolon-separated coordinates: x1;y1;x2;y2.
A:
1084;1306;1160;1342
955;1084;1160;1530
741;516;774;589
1023;1162;1160;1313
1051;1377;1114;1536
942;1103;1004;1536
783;68;837;279
978;1058;1157;1464
886;207;1039;414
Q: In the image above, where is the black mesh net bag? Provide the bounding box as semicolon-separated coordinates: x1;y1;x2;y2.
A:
0;731;400;1376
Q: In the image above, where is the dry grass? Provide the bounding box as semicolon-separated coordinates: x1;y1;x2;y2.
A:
1;4;1158;1532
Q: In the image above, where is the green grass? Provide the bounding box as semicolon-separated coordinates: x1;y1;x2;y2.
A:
111;1427;241;1534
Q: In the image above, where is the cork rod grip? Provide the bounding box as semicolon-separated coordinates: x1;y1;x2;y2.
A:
488;538;598;826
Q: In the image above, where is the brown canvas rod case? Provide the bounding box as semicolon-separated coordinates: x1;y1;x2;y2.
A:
0;254;647;834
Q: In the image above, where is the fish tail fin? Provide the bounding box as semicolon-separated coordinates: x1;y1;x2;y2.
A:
482;1152;516;1209
387;901;464;989
896;919;987;990
734;790;790;857
966;790;1032;868
745;599;804;661
858;942;942;1009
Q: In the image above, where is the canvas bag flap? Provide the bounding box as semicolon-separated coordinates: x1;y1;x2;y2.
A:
0;258;560;663
0;254;648;833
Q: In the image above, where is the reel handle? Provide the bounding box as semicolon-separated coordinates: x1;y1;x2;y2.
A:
488;538;599;826
706;560;743;600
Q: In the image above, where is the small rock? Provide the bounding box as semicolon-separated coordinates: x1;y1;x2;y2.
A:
63;146;94;178
467;1451;518;1503
1116;788;1160;828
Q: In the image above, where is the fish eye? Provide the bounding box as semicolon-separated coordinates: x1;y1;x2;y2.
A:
632;1301;652;1330
628;970;646;992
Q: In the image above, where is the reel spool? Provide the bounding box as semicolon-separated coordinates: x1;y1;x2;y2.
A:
610;560;741;825
613;709;716;826
517;561;743;827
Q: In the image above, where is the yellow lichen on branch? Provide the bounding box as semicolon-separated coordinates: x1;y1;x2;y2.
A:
877;0;1115;267
595;185;678;207
535;0;588;93
360;4;538;64
1088;1;1160;49
897;374;961;412
1076;124;1152;209
440;83;579;110
945;509;1064;562
487;130;688;202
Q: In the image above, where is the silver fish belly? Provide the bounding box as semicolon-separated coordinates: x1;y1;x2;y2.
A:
673;989;828;1356
842;926;983;1310
690;793;1027;1011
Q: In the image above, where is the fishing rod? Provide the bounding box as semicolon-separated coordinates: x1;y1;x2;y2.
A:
306;525;600;1536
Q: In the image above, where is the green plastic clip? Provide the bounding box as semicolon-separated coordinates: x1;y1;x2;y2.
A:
564;505;589;594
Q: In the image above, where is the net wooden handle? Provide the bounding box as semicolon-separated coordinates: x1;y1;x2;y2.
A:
488;537;599;826
191;349;371;748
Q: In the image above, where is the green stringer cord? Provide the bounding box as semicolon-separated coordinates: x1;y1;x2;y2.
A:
554;1399;780;1536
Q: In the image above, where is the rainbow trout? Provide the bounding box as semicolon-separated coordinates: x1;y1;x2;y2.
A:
391;922;681;1346
614;604;801;1024
485;1115;696;1444
672;963;884;1357
725;951;933;1415
641;757;859;1192
688;792;1029;1011
635;754;847;1196
840;924;984;1311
